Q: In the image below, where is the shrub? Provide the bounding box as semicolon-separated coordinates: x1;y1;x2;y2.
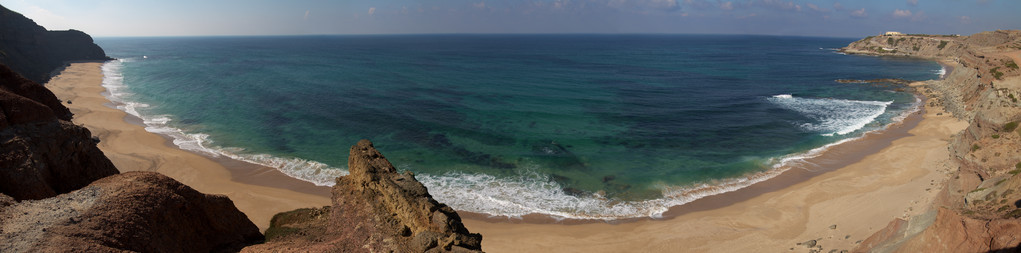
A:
1005;209;1021;219
972;144;981;152
1004;121;1019;132
1007;60;1019;70
991;67;1004;80
992;134;1000;139
938;41;949;49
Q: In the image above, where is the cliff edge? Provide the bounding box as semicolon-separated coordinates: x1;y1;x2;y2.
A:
842;30;1021;252
0;4;109;84
244;140;484;252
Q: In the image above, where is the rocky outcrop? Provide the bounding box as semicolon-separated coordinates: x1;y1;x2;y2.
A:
0;4;110;84
0;171;264;252
0;63;118;200
0;64;263;251
0;7;265;252
244;140;484;252
843;31;1021;252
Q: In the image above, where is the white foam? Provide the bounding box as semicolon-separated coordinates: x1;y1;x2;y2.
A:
414;164;787;220
935;66;946;79
97;60;921;220
767;94;892;136
101;60;349;186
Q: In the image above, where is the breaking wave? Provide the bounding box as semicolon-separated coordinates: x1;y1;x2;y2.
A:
767;94;892;136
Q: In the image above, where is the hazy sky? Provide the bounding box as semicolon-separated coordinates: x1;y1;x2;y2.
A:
2;0;1018;38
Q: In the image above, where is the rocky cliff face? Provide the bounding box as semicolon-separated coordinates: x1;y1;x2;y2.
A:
0;4;109;84
0;63;118;200
842;30;1021;252
244;140;484;252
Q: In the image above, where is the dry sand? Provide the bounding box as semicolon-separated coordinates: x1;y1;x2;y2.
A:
45;62;331;231
462;83;969;252
48;62;969;252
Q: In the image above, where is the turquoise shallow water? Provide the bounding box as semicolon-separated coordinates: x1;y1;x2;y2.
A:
95;35;940;219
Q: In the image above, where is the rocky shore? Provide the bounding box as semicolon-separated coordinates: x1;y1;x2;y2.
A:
840;30;1021;252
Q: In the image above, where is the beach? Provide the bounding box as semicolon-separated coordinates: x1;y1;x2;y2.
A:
48;61;968;252
461;81;969;252
45;62;331;231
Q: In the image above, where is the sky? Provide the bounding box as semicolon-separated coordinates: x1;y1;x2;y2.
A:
1;0;1018;38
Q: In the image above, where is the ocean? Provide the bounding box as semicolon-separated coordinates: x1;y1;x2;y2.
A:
94;35;941;220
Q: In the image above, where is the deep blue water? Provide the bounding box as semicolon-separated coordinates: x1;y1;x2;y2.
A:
94;35;941;219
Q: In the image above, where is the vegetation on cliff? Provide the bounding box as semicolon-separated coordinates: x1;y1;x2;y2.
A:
842;30;1021;252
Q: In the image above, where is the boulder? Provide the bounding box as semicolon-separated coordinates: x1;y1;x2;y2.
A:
0;171;263;252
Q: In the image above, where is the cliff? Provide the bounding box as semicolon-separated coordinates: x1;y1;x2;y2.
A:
841;30;1021;252
244;140;484;252
0;4;109;84
0;63;117;200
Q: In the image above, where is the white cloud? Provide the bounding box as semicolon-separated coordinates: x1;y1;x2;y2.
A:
833;2;844;11
720;1;733;10
474;2;486;9
757;0;800;11
368;7;375;16
850;8;866;18
806;3;827;13
303;10;310;20
892;9;912;18
907;0;918;6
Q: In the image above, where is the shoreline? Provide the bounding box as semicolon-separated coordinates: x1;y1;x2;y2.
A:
45;62;332;231
459;94;925;225
462;81;969;252
47;60;968;252
81;59;935;224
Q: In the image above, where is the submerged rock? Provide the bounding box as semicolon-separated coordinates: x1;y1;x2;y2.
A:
245;140;483;252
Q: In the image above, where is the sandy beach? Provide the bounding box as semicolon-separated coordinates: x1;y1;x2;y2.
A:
461;84;969;252
45;62;331;231
47;62;969;252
